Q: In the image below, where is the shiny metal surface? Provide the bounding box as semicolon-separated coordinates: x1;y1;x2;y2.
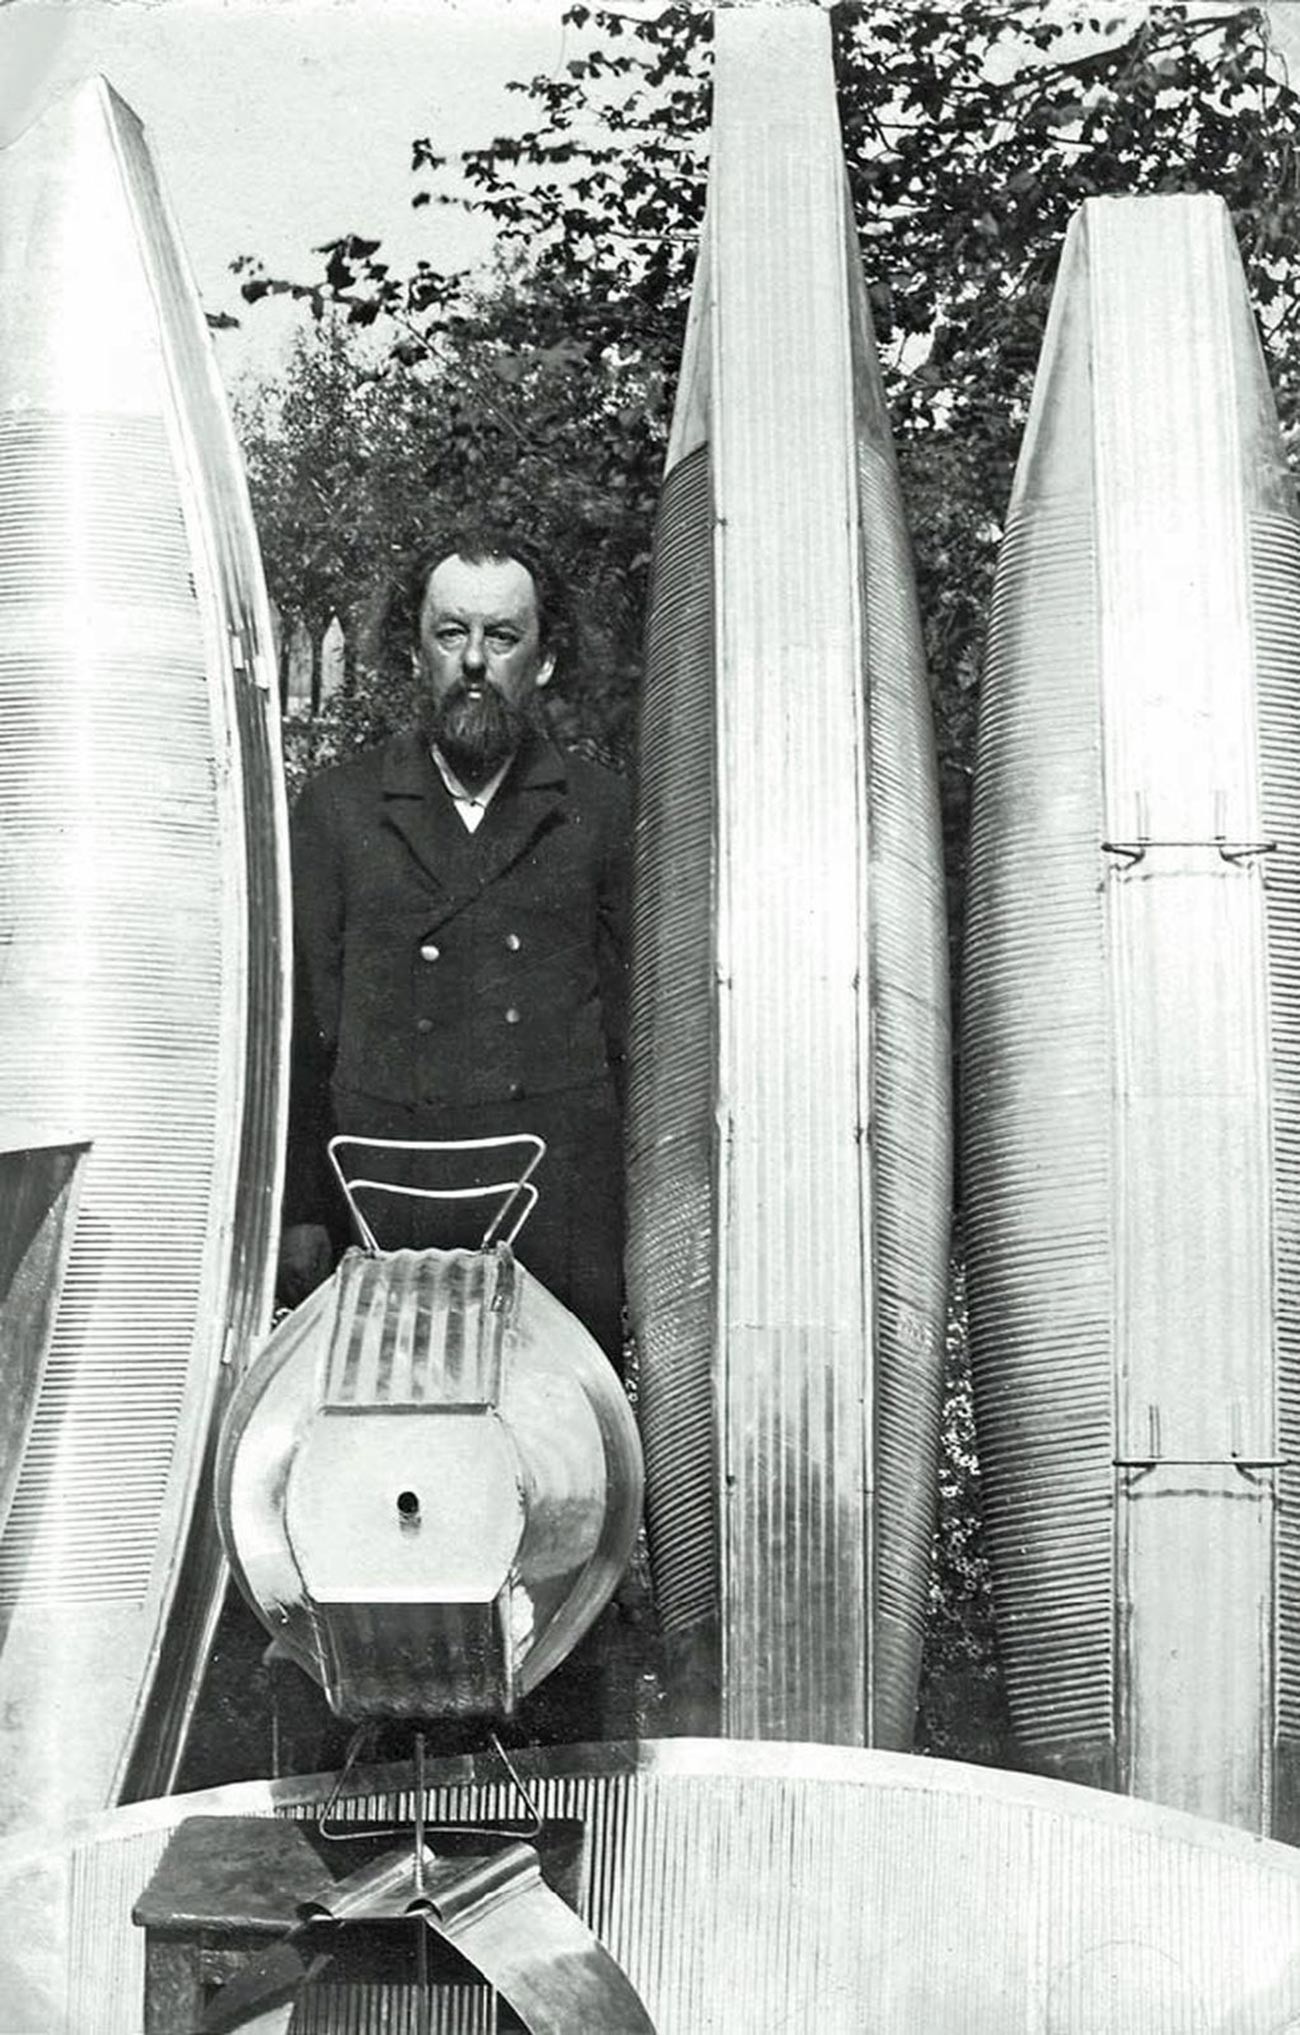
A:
628;5;950;1743
218;1247;643;1720
5;1739;1300;2032
963;194;1300;1832
295;1841;655;2034
0;78;289;1827
0;1143;88;1541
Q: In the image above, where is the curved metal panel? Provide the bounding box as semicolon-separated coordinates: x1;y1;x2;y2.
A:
627;443;717;1663
5;1740;1300;2032
962;499;1114;1780
217;1246;643;1721
963;193;1300;1833
1255;512;1300;1836
851;260;952;1739
0;77;289;1828
628;8;950;1745
0;1143;89;1543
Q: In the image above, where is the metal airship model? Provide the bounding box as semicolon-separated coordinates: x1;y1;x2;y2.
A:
963;192;1300;1842
3;8;1300;2034
0;71;289;1836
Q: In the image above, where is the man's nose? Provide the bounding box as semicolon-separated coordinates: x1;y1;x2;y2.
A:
463;631;487;673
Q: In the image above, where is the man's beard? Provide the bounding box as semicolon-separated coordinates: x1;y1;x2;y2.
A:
426;682;533;787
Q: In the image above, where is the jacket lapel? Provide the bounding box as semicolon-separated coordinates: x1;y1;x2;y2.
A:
470;736;568;895
381;732;465;897
381;729;568;925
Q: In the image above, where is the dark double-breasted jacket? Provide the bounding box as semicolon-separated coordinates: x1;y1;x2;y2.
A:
284;730;631;1348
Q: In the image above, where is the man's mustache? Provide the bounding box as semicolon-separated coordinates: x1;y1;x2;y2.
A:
446;678;505;707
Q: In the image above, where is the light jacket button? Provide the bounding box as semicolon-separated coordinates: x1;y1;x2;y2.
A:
504;1007;521;1025
416;1017;434;1034
504;932;522;951
420;942;440;962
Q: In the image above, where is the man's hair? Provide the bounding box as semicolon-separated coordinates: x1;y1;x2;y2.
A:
402;526;571;661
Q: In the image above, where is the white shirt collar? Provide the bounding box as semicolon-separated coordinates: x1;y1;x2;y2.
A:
431;745;514;833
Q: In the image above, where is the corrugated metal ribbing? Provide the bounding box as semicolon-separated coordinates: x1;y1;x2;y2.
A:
27;1741;1300;2033
858;432;951;1743
1087;199;1275;1832
632;9;946;1746
626;445;718;1645
297;1988;496;2034
1253;513;1300;1768
111;82;288;1395
325;1251;499;1407
968;197;1298;1832
1108;836;1273;1830
710;8;871;1748
962;504;1115;1764
288;1752;1300;2033
112;84;290;1803
0;413;221;1602
71;1832;168;2035
0;77;288;1825
1121;1465;1270;1828
70;1818;503;2035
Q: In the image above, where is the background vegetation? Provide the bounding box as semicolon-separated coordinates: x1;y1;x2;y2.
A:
228;1;1300;1767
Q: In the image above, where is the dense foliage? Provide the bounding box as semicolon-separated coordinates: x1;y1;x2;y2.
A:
232;1;1300;1760
239;2;1300;828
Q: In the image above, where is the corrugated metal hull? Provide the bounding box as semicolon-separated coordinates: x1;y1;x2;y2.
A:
4;1740;1300;2032
0;79;289;1827
628;6;949;1746
963;194;1300;1832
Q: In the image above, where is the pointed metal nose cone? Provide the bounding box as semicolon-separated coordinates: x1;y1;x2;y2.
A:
0;77;289;1829
0;77;166;418
629;4;950;1748
964;193;1300;1835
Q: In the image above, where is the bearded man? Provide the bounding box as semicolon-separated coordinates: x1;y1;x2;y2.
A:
277;529;630;1364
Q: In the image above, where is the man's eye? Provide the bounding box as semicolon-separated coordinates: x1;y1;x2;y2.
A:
435;627;466;646
487;631;519;650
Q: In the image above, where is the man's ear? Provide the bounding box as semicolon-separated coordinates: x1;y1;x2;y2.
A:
536;651;556;689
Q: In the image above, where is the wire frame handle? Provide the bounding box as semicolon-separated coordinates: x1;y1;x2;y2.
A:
327;1132;547;1256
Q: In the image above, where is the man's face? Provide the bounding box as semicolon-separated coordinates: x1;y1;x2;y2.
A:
416;554;554;785
419;554;553;709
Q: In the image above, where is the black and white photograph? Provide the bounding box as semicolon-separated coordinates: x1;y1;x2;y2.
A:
1;0;1300;2027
